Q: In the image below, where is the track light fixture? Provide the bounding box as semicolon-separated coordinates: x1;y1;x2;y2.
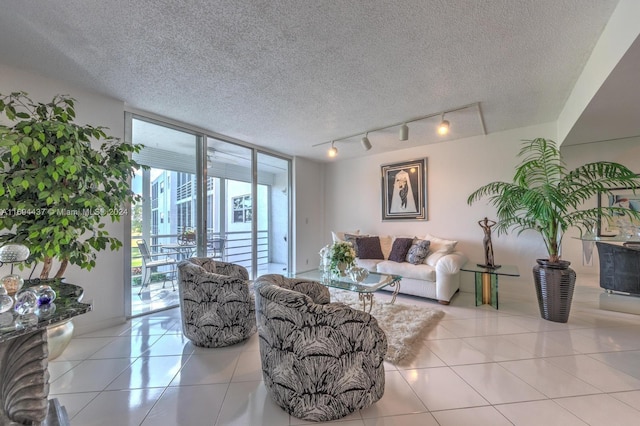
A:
438;114;450;135
399;123;409;141
361;133;372;151
313;102;485;157
328;141;338;158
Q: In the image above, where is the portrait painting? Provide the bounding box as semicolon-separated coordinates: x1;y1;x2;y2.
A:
381;158;427;221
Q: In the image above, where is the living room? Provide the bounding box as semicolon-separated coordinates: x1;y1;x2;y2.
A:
2;1;640;425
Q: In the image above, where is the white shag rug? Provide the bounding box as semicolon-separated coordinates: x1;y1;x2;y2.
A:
330;289;444;366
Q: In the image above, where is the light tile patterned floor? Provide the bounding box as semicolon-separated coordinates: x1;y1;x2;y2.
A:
50;276;640;425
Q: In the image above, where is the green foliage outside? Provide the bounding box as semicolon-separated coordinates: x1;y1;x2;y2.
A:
0;92;145;278
131;272;170;287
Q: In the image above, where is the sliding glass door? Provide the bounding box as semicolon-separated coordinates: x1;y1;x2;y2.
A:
129;118;199;316
205;137;254;274
126;115;291;317
256;152;291;275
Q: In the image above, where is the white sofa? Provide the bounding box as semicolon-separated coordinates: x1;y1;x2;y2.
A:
332;231;468;304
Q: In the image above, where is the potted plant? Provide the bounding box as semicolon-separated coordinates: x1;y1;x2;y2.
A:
0;92;144;358
0;92;144;278
467;138;640;322
320;241;356;277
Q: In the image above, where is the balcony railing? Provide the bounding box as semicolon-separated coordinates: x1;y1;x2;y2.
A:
131;230;269;281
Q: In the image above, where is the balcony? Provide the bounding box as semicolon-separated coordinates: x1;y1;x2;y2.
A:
130;230;284;317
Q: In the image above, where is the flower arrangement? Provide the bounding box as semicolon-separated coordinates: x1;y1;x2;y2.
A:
320;241;356;276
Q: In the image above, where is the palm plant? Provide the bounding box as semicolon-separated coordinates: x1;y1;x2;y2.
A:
467;138;640;263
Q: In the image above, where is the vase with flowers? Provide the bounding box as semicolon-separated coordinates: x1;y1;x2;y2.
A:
320;241;356;278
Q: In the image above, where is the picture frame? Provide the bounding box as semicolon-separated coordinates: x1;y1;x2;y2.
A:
381;158;427;221
597;186;640;236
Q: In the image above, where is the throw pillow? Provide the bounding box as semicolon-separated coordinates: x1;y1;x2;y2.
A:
332;229;360;242
406;239;431;265
344;233;364;257
388;237;414;262
356;236;384;260
379;235;394;259
423;233;458;254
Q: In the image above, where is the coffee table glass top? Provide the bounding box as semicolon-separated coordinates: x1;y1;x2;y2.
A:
293;269;401;294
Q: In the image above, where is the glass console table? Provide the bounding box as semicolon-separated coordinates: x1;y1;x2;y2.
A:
574;235;640;266
0;280;92;425
293;269;401;313
460;263;520;309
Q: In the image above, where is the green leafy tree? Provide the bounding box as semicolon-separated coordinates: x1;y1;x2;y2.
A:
0;92;144;278
468;138;640;263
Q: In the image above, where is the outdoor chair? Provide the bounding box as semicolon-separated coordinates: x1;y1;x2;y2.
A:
136;239;178;295
207;238;225;260
177;257;256;347
253;274;387;422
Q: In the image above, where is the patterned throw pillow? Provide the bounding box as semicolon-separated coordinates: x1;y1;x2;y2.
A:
344;233;364;257
406;239;431;265
356;236;384;259
388;237;414;262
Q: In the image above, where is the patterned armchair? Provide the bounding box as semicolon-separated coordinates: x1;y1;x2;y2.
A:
254;274;387;422
177;258;256;347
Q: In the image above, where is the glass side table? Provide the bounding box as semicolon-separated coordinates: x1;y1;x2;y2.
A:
460;263;520;309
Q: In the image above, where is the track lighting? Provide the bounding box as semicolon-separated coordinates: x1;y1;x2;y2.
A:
399;123;409;141
361;134;372;151
313;102;485;157
328;141;338;157
438;115;450;135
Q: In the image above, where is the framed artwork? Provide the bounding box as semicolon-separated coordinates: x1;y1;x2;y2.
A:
597;187;640;236
381;158;427;221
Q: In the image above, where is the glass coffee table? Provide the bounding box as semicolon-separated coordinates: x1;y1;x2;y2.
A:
293;269;402;313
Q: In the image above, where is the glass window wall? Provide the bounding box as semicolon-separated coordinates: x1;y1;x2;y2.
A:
127;116;290;317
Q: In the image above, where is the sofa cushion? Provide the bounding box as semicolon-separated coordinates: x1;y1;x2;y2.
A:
379;235;393;259
423;234;458;255
356;258;384;271
331;229;360;242
356;236;384;259
388;237;414;262
406;239;431;264
344;233;365;257
376;260;436;281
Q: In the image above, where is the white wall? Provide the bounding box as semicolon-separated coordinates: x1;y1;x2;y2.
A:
558;0;640;143
0;64;128;334
322;123;560;290
293;157;325;272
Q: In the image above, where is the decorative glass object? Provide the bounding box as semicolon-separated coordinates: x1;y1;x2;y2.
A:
14;313;38;328
37;302;57;318
0;294;13;313
0;244;30;263
0;283;10;315
33;285;56;306
13;288;38;315
347;266;369;283
1;274;24;296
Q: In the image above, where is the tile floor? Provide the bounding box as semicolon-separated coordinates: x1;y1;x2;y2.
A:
50;275;640;425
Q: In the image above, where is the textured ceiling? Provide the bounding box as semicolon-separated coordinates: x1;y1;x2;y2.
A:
0;0;623;161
